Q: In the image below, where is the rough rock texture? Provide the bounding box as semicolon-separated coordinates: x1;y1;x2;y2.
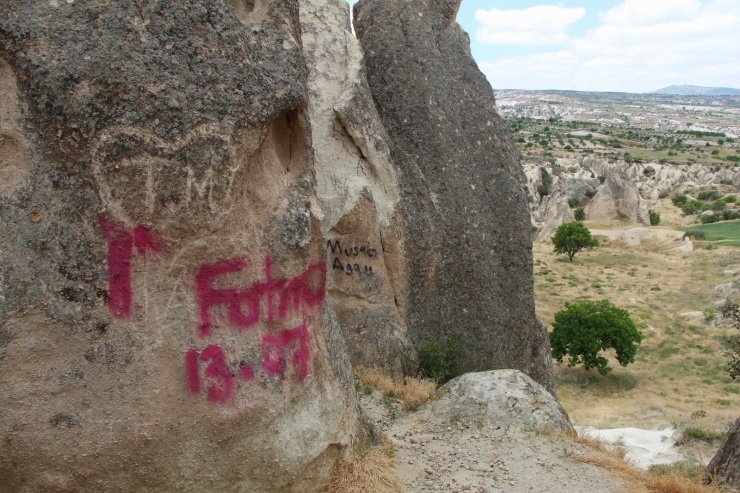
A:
300;0;410;376
536;192;576;241
354;0;555;392
0;2;357;491
586;174;649;224
706;418;739;489
420;370;572;431
590;227;694;253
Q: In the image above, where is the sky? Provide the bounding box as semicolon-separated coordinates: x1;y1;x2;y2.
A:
347;0;740;93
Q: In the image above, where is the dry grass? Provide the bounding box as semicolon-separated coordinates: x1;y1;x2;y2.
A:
533;224;739;431
320;440;404;493
356;367;437;411
563;432;723;493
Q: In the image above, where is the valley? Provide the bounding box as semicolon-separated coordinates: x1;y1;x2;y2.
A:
502;89;740;473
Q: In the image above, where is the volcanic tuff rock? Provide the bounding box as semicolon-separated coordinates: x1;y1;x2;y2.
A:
706;418;739;489
421;370;573;432
0;1;357;491
354;0;555;392
300;0;410;376
0;0;569;488
586;174;649;224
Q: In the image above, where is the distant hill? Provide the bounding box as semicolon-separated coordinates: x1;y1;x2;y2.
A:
650;85;740;96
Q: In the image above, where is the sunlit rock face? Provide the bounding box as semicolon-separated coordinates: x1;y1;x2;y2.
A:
300;0;411;377
0;2;358;491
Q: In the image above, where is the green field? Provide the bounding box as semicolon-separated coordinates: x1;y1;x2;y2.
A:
682;220;740;247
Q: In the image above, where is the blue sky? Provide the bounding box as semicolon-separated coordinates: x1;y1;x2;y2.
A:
348;1;740;93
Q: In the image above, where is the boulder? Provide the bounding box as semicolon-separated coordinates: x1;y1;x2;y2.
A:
354;0;555;393
0;2;357;491
586;175;649;224
706;418;739;490
420;370;572;431
300;0;410;376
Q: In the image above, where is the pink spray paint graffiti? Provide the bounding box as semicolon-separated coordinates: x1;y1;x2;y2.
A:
195;256;326;337
99;216;165;318
188;256;326;404
98;217;325;406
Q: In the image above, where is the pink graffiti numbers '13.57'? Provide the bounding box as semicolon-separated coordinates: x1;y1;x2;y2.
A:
187;256;326;404
99;216;165;318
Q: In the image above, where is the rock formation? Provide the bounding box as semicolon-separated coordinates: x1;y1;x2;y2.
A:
536;193;576;241
354;0;555;392
300;0;410;376
706;418;739;490
0;2;357;491
421;370;572;432
586;174;650;224
0;0;569;488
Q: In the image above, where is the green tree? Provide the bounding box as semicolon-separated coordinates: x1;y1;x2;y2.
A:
550;300;643;375
574;207;586;221
552;221;598;262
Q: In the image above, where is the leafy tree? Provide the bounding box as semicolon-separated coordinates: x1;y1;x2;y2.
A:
552;221;598;262
550;300;643;375
649;210;660;226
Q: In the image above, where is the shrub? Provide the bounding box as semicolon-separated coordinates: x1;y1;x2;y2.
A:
680;427;725;444
724;195;737;203
568;197;581;208
550;299;643;375
417;335;463;384
574;207;586;221
709;199;726;211
643;166;656;177
649;210;660;226
700;213;719;224
671;195;688;206
697;190;721;201
552;222;598;262
681;200;705;215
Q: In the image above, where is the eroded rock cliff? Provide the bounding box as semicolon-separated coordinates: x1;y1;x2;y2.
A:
354;0;555;392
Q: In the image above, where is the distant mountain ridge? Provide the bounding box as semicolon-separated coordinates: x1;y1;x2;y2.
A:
651;85;740;96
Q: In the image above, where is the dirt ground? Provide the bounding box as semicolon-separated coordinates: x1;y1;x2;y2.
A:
359;390;627;493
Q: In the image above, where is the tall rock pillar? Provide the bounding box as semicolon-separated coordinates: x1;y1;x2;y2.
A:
354;0;555;392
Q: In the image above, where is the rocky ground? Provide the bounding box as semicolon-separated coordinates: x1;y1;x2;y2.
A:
359;372;627;493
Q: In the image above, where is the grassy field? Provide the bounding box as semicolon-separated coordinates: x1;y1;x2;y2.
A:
682;220;740;247
534;207;739;462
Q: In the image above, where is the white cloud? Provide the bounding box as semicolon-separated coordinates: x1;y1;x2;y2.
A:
479;0;740;92
601;0;702;26
475;5;586;45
